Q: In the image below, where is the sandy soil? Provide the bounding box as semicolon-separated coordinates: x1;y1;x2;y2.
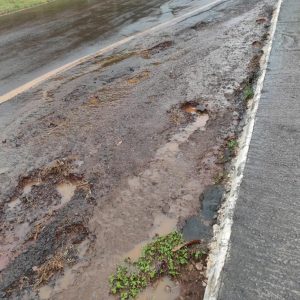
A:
0;0;276;299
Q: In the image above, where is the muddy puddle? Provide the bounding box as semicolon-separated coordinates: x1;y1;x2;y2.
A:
149;214;177;238
137;277;180;300
156;114;209;160
125;241;148;261
38;239;90;299
23;179;41;194
7;198;21;210
39;268;76;300
181;102;207;114
0;158;91;284
56;182;77;206
124;113;209;263
125;214;177;261
122;215;180;300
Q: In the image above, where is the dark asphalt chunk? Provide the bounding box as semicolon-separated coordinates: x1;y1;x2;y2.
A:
183;185;225;241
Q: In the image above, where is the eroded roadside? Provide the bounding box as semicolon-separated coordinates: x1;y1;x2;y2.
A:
0;0;276;299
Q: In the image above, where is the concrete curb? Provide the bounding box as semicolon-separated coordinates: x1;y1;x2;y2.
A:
203;0;284;299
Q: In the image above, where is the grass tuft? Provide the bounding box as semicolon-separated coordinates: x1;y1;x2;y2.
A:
227;139;238;152
243;85;254;101
109;232;205;300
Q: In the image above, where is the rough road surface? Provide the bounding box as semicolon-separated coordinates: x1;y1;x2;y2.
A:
0;0;276;299
218;0;300;299
0;0;209;96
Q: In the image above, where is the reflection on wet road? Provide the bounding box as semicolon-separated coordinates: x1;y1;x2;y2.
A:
0;0;203;95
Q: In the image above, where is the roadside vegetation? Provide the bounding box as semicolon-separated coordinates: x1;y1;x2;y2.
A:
243;84;254;101
227;139;238;152
0;0;53;15
109;231;207;300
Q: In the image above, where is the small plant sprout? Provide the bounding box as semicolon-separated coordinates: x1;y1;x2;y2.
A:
227;139;238;152
109;232;207;299
194;250;205;261
243;84;254;101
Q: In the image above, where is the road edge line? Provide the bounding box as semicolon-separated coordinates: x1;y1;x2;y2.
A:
203;0;283;299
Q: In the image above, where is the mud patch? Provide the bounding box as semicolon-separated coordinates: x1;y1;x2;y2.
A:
127;70;150;85
85;96;101;107
177;257;207;299
90;83;131;105
256;16;269;24
140;40;173;58
148;41;173;53
38;240;91;299
181;101;207;114
0;159;93;298
156;114;209;161
125;214;177;261
168;101;208;126
138;277;180;300
191;21;209;31
56;182;77;206
100;52;136;68
252;40;263;48
150;214;177;238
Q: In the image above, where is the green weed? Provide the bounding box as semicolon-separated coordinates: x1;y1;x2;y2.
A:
243;85;254;101
227;139;238;152
194;249;206;261
109;232;189;299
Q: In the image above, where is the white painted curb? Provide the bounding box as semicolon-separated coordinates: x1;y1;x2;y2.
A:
203;0;283;299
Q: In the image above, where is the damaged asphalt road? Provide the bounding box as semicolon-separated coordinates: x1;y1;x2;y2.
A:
0;0;276;299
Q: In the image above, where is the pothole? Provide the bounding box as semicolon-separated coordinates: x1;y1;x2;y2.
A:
252;40;263;48
56;181;77;206
256;16;269;24
7;198;21;210
23;179;40;194
156;113;209;162
37;239;91;299
0;159;90;280
181;102;207;114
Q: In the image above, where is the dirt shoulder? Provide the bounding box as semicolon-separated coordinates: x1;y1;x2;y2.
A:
0;0;276;299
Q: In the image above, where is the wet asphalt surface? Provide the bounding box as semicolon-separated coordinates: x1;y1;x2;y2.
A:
0;0;278;299
0;0;212;96
218;0;300;299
